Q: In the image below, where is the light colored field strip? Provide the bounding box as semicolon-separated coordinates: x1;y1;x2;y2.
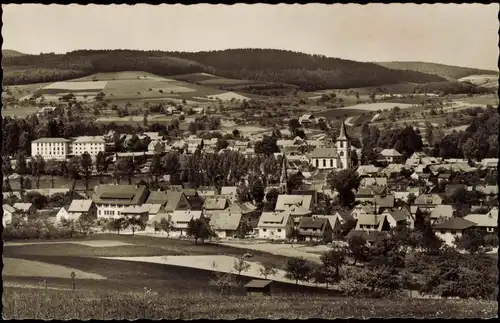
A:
4;240;134;248
336;102;413;111
371;113;380;122
99;255;323;288
344;117;354;126
3;258;107;280
42;81;108;91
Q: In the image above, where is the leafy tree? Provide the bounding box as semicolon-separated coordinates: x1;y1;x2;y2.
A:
216;138;229;151
116;157;135;185
320;247;346;283
264;188;280;211
15;152;28;175
327;169;361;207
254;136;279;156
186;218;213;245
284;257;314;289
259;261;278;280
235;220;251;239
66;156;82;196
95;152;108;183
454;227;490;255
123;216;145;236
347;235;370;265
31;155;46;189
233;255;251;279
80;152;92;191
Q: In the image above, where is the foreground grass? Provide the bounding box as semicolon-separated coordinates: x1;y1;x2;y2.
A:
2;288;497;319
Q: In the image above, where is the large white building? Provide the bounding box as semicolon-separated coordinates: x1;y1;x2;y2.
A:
70;136;106;157
31;138;72;161
92;184;149;219
308;120;352;170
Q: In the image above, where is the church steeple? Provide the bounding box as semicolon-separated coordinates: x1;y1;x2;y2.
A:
338;119;349;141
280;154;288;194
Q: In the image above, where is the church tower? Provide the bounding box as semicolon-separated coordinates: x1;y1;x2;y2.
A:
335;119;351;170
279;154;288;194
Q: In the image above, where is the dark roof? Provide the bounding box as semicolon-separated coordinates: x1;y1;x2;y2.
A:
93;185;148;206
374;194;395;208
385;209;407;222
298;217;328;229
145;190;187;211
433;217;477;230
245;280;272;288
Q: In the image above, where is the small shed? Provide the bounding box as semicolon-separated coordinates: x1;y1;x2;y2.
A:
245;279;273;296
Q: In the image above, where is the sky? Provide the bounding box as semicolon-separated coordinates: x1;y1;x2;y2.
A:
2;4;499;70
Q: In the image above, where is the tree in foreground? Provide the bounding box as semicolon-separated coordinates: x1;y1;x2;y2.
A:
233;255;251;281
186;218;213;245
320;247;346;283
284;257;314;291
259;261;279;280
347;235;370;265
210;261;237;296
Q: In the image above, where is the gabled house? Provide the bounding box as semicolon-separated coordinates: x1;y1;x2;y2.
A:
413;193;444;212
121;206;150;223
93;185;149;219
382;209;411;228
210;212;244;239
378;149;403;164
145;190;191;213
360;177;388;188
275;195;313;212
299;114;315;125
13;203;36;218
142;203;164;220
220;186;238;203
3;204;18;226
56;206;73;222
255;211;294;240
203;196;229;218
170;210;203;237
197;186;219;198
67;199;97;220
297;217;333;243
464;213;498;234
433;217;477;246
355;214;391;232
373;194;395;213
356;165;381;177
312;214;343;239
474;185;499;197
148;140;165;153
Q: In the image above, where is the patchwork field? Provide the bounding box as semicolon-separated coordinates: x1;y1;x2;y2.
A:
459;74;499;88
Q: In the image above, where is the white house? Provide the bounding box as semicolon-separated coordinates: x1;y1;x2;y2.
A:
464;213;498;234
31;138;72;161
3;204;17;226
92;184;149;219
210;212;244;239
56;206;79;222
255;211;294;240
433;217;477;246
379;149;403;164
70;136;106;158
382;209;410;228
170;210;203;237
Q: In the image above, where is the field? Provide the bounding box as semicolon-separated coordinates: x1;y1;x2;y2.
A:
459;74;499;88
3;288;497;319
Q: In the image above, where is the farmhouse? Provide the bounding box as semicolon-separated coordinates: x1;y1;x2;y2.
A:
299;114;315;125
57;200;97;222
120;206;150;223
464;213;498;234
382;209;410;228
170;210;203;237
378;149;403;164
275;195;313;212
312;214;343;239
69;136;106;158
210;212;244;239
13;203;36;218
202;196;229;218
92;184;149;219
355;214;390;232
220;186;238;202
3;204;17;226
433;217;477;246
297;217;333;243
256;211;294;240
145;190;191;213
31;137;72;161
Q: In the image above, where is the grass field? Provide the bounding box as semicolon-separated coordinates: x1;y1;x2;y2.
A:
3;288;497;319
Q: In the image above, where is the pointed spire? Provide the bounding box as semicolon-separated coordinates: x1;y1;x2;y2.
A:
338;119;349;141
280;154;288;194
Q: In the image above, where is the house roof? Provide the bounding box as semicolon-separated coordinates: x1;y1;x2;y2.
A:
171;210;202;224
3;204;17;213
360;177;388;187
245;280;272;288
380;149;402;157
210;213;242;231
309;147;338;159
93;185;148;206
121;206;150;214
142;204;163;214
384;209;408;222
356;165;381;176
257;211;291;228
298;216;329;229
433;217;476;230
13;203;34;211
464;213;498;228
475;185;499;195
356;214;386;226
203;196;228;210
275;195;312;211
32;137;71;143
414;194;443;206
220;186;238;196
198;186;219;194
72;136;106;143
145;190;187;212
68;200;93;213
374;194;395;208
147;212;170;225
313;214;342;230
487;207;498;218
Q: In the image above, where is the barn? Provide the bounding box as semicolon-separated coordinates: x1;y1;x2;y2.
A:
245;279;273;296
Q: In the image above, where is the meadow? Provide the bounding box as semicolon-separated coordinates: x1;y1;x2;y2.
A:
3;288;497;319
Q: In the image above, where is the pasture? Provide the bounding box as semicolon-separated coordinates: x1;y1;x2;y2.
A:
336;102;414;111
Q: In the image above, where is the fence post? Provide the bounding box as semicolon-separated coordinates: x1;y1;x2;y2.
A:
71;271;76;290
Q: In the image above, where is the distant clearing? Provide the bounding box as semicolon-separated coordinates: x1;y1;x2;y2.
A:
208;91;250;101
336;102;413;111
42;81;108;91
3;257;107;280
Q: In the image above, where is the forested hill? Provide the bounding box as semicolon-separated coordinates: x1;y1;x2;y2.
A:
2;49;27;57
375;61;499;81
3;49;446;90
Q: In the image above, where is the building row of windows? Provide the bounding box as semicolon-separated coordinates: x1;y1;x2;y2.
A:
261;228;282;232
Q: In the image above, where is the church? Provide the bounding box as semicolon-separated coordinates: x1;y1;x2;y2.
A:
308;119;353;170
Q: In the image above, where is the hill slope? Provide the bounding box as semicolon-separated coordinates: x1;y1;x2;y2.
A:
2;49;28;57
3;49;445;90
376;61;498;81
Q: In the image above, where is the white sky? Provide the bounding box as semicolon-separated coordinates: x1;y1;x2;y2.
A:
2;4;499;70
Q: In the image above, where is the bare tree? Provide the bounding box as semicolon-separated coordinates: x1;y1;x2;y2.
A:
259;261;278;280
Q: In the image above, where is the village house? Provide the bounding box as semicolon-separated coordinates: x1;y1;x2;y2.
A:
144;190;191;213
57;199;97;222
413;193;444;212
220;186;238;203
312;214;344;239
13;203;36;218
197;186;219;198
170;210;203;237
382;209;411;228
148;140;165;153
297;217;333;243
141;204;164;221
215;202;260;228
202;196;229;218
355;213;391;232
464;212;498;234
255;211;294;240
359;177;388;188
356;165;381;177
378;149;404;164
210;212;244;239
433;217;477;246
92;184;149;219
120;206;150;223
299;114;315;125
3;204;18;226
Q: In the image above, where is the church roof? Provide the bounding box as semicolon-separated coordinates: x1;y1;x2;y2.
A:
337;120;349;141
